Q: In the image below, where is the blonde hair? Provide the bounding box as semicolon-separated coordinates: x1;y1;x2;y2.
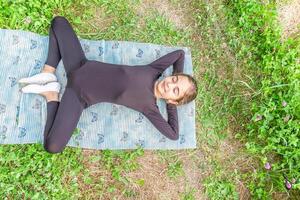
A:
172;72;198;105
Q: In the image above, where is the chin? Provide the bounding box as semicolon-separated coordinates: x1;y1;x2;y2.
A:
158;82;164;98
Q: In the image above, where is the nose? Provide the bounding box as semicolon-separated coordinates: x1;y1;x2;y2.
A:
166;81;175;91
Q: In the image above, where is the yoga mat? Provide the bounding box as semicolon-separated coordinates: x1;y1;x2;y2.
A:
0;28;196;150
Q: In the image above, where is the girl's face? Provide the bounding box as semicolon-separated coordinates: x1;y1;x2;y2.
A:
156;75;191;104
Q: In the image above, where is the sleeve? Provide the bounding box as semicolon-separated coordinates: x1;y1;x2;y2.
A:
149;49;185;74
143;104;179;140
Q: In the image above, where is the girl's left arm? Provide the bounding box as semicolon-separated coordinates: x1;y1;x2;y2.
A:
143;105;179;140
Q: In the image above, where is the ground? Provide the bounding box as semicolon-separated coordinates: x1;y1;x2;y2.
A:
73;1;300;199
278;0;300;39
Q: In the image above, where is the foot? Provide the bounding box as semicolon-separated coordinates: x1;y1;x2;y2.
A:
18;72;57;85
21;82;61;94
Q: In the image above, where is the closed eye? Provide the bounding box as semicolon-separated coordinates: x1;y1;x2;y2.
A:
172;76;179;96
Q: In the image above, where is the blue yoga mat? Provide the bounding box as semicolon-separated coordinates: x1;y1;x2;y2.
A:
0;29;196;150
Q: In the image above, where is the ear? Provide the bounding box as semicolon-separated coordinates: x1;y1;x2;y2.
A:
167;99;178;105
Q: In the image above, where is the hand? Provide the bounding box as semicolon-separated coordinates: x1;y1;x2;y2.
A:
166;100;178;106
167;102;177;109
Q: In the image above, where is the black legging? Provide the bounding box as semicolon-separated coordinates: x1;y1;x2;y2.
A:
43;16;87;153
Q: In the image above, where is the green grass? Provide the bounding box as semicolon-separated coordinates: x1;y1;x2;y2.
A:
187;0;299;199
0;144;83;198
224;0;300;199
203;161;239;200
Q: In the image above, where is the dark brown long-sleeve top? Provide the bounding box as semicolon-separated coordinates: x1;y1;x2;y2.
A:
66;49;185;140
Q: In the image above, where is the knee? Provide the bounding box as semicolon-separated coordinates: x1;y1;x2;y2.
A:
51;16;69;27
44;141;64;154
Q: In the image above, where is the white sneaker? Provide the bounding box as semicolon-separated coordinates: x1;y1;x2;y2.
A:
18;72;57;85
21;82;61;94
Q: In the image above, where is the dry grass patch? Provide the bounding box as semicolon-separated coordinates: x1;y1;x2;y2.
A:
278;0;300;39
134;0;194;31
76;149;206;199
82;6;115;34
125;150;206;200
